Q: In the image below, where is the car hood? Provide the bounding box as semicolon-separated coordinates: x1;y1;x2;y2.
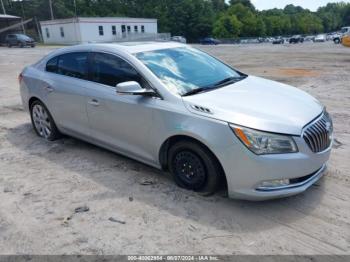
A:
182;76;323;135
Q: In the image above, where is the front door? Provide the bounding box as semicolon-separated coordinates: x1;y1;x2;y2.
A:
85;52;156;164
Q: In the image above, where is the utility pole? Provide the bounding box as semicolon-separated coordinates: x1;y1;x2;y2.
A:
0;0;6;15
73;0;77;17
21;0;26;34
34;16;43;42
49;0;54;20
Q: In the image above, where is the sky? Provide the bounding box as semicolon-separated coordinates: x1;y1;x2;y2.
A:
250;0;350;11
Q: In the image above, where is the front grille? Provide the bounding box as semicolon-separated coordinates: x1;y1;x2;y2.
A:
303;112;333;153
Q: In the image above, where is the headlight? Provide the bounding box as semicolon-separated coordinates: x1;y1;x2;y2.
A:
230;124;298;155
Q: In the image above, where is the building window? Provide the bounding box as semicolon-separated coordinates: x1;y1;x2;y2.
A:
112;25;116;35
60;27;64;38
141;25;145;33
127;26;131;33
45;28;50;38
98;26;104;36
134;25;138;33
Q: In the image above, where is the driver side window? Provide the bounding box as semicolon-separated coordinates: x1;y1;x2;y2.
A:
90;52;146;88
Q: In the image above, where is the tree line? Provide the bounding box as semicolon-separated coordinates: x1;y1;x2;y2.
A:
3;0;350;41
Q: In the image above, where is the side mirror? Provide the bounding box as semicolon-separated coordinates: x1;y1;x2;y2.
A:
116;81;156;96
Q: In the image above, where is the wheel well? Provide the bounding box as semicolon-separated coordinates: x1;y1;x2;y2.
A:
159;135;227;186
28;97;40;109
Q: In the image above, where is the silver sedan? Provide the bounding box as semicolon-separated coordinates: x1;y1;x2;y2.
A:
19;42;333;200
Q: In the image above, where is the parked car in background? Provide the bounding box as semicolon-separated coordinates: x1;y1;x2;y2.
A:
289;35;304;44
333;33;342;44
19;42;333;200
304;35;315;42
314;34;326;43
333;26;350;44
200;37;220;45
5;34;35;48
171;36;187;44
272;37;284;44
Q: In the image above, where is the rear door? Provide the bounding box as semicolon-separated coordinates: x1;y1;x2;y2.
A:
43;52;90;136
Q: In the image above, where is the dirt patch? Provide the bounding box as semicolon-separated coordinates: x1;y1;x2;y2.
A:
273;68;321;77
0;44;350;255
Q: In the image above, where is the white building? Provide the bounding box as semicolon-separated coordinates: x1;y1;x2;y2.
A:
40;17;158;44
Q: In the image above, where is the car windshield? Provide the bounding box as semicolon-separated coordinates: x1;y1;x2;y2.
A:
17;34;31;40
135;47;242;96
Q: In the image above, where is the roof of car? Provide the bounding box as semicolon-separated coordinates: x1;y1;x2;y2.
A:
85;41;186;54
44;42;188;62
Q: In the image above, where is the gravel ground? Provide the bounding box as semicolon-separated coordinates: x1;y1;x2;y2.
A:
0;42;349;255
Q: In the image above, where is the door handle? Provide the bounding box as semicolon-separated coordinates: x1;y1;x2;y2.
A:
88;99;100;106
44;86;54;92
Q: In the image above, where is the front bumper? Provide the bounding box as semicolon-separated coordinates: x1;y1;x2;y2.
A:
245;164;326;200
217;135;331;201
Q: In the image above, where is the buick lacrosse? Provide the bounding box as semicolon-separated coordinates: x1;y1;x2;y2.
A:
19;42;333;200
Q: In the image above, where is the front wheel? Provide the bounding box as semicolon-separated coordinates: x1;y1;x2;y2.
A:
168;141;222;195
30;100;61;141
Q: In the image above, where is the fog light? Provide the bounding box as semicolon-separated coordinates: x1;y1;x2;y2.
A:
257;179;290;189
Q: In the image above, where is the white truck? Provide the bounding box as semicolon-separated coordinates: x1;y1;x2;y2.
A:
333;26;350;44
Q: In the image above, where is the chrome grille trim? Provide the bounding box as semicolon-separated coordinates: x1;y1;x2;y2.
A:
302;112;333;153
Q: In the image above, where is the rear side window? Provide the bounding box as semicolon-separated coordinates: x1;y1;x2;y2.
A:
90;52;141;87
46;56;58;73
57;52;88;79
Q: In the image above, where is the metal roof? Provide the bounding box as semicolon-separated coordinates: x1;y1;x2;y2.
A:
40;17;157;25
0;14;21;20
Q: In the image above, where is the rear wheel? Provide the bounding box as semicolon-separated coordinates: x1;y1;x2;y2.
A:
30;100;61;141
168;141;222;195
7;42;11;48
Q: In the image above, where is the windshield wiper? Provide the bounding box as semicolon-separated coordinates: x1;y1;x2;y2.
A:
182;75;247;97
210;76;246;88
182;87;208;96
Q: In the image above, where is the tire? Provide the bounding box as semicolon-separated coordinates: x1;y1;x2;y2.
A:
334;38;340;44
168;141;222;195
30;100;61;141
7;42;11;48
19;42;24;48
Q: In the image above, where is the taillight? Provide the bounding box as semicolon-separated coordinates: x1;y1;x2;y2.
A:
18;73;23;83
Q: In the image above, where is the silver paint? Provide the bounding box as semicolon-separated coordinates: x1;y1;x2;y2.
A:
19;42;332;200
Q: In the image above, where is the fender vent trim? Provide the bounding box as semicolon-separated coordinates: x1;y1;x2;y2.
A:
190;104;212;114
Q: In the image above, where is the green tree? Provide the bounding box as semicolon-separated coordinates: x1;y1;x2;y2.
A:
213;14;241;38
229;0;255;11
2;0;350;41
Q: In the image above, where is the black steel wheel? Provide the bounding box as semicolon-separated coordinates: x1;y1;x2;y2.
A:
173;150;206;190
168;140;222;195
